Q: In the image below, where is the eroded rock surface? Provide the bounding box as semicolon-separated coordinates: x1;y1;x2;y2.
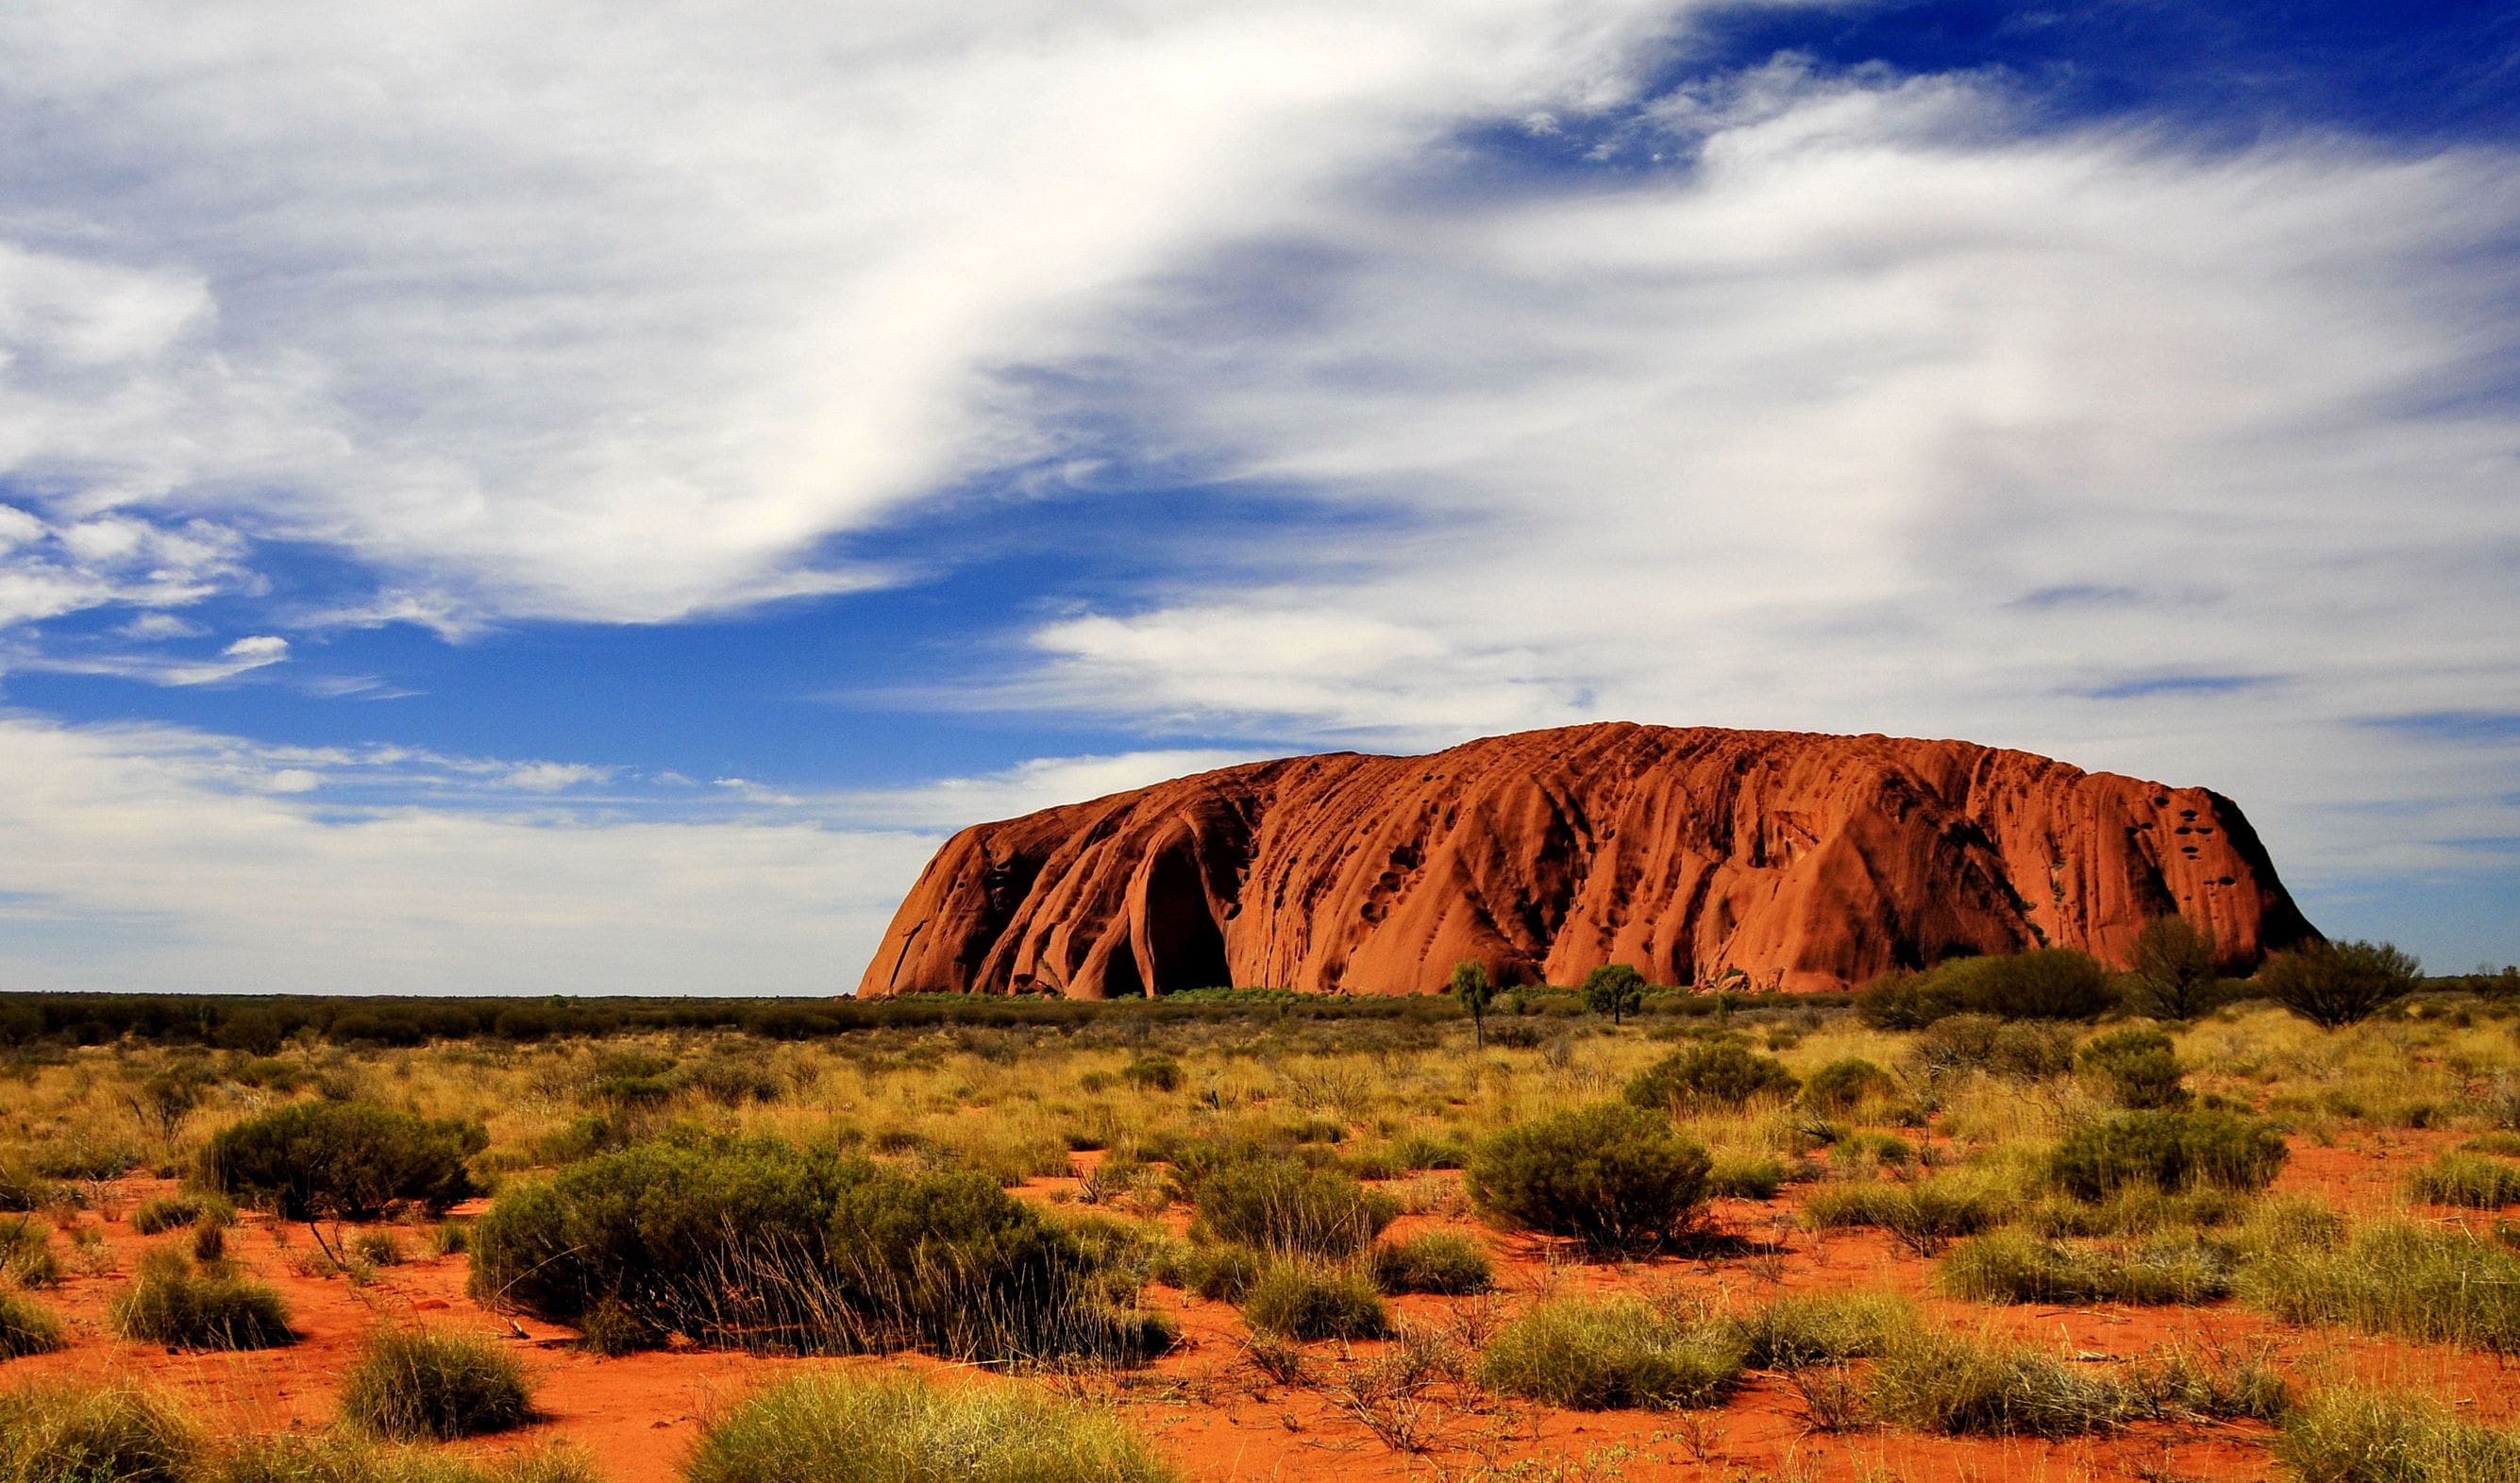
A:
858;723;2316;997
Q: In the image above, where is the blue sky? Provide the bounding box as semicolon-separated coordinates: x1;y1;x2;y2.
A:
0;1;2513;994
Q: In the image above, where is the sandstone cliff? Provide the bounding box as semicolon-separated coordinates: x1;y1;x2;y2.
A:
857;723;2317;997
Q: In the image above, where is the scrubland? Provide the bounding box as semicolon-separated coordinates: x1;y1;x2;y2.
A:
4;968;2520;1481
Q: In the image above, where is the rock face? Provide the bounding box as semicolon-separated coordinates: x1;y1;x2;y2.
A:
857;723;2318;998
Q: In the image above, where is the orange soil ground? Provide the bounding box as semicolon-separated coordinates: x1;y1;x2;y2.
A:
11;1129;2515;1483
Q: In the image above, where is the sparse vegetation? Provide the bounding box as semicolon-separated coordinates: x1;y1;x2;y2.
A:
1623;1041;1799;1114
2261;939;2423;1029
683;1373;1178;1483
1190;1157;1396;1258
2407;1150;2520;1208
0;1291;64;1358
0;1382;200;1483
2276;1386;2520;1483
2047;1109;2288;1199
1940;1229;2232;1305
2241;1218;2520;1352
1864;1324;2136;1437
1367;1231;1492;1294
1239;1262;1388;1340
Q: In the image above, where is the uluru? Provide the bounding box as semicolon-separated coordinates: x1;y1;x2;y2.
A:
857;723;2319;998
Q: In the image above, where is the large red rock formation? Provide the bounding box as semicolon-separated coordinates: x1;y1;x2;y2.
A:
857;723;2317;998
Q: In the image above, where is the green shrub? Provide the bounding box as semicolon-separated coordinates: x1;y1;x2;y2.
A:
109;1251;294;1350
2076;1028;2190;1109
200;1103;485;1219
1386;1131;1471;1171
1580;966;1648;1025
1801;1058;1898;1115
1802;1176;2014;1255
1239;1262;1387;1341
0;1382;201;1483
468;1138;1151;1363
1731;1290;1915;1369
2260;940;2422;1030
0;1292;63;1358
1475;1296;1744;1409
1858;950;2115;1028
1366;1232;1491;1295
1624;1042;1799;1114
1467;1104;1711;1257
2242;1219;2520;1353
2276;1386;2520;1483
2124;917;2226;1020
0;1166;62;1215
684;1373;1177;1483
340;1326;534;1441
1190;1158;1396;1258
2020;1185;2249;1238
1940;1230;2232;1305
2048;1110;2287;1200
1865;1326;2136;1437
2409;1152;2520;1209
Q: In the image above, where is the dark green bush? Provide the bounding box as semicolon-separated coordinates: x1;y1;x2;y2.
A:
1367;1232;1492;1295
1468;1104;1711;1257
1858;950;2114;1028
109;1251;294;1350
2047;1111;2288;1200
683;1373;1178;1483
1156;1242;1267;1303
2124;917;2224;1020
1239;1263;1387;1341
0;1382;201;1483
1801;1058;1898;1114
199;1102;485;1219
339;1326;535;1440
1190;1158;1396;1258
0;1291;63;1358
468;1137;1153;1363
1624;1041;1799;1114
2260;939;2421;1029
1475;1296;1744;1409
2076;1028;2190;1109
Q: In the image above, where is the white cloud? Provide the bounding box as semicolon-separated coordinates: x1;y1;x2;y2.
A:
1007;72;2520;899
0;0;1691;624
0;716;940;995
828;749;1269;830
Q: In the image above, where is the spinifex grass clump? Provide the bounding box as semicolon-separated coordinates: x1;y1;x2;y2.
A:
0;1291;64;1358
1940;1230;2232;1306
1623;1040;1799;1114
1467;1104;1711;1256
109;1250;294;1351
1802;1173;2015;1256
1188;1157;1396;1259
1238;1262;1387;1341
2276;1387;2520;1483
214;1435;599;1483
2241;1218;2520;1352
2408;1151;2520;1209
200;1102;485;1219
0;1382;200;1483
339;1326;535;1441
1475;1295;1746;1410
1864;1326;2138;1438
2047;1110;2288;1200
128;1196;234;1238
469;1136;1162;1363
0;1216;55;1289
1366;1231;1491;1295
683;1373;1178;1483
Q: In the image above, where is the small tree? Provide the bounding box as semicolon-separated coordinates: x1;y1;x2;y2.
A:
2126;916;2219;1020
1582;965;1648;1027
1450;960;1497;1050
2260;939;2422;1029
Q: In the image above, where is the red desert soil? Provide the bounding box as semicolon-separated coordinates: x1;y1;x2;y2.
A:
18;1141;2515;1483
857;722;2317;1000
